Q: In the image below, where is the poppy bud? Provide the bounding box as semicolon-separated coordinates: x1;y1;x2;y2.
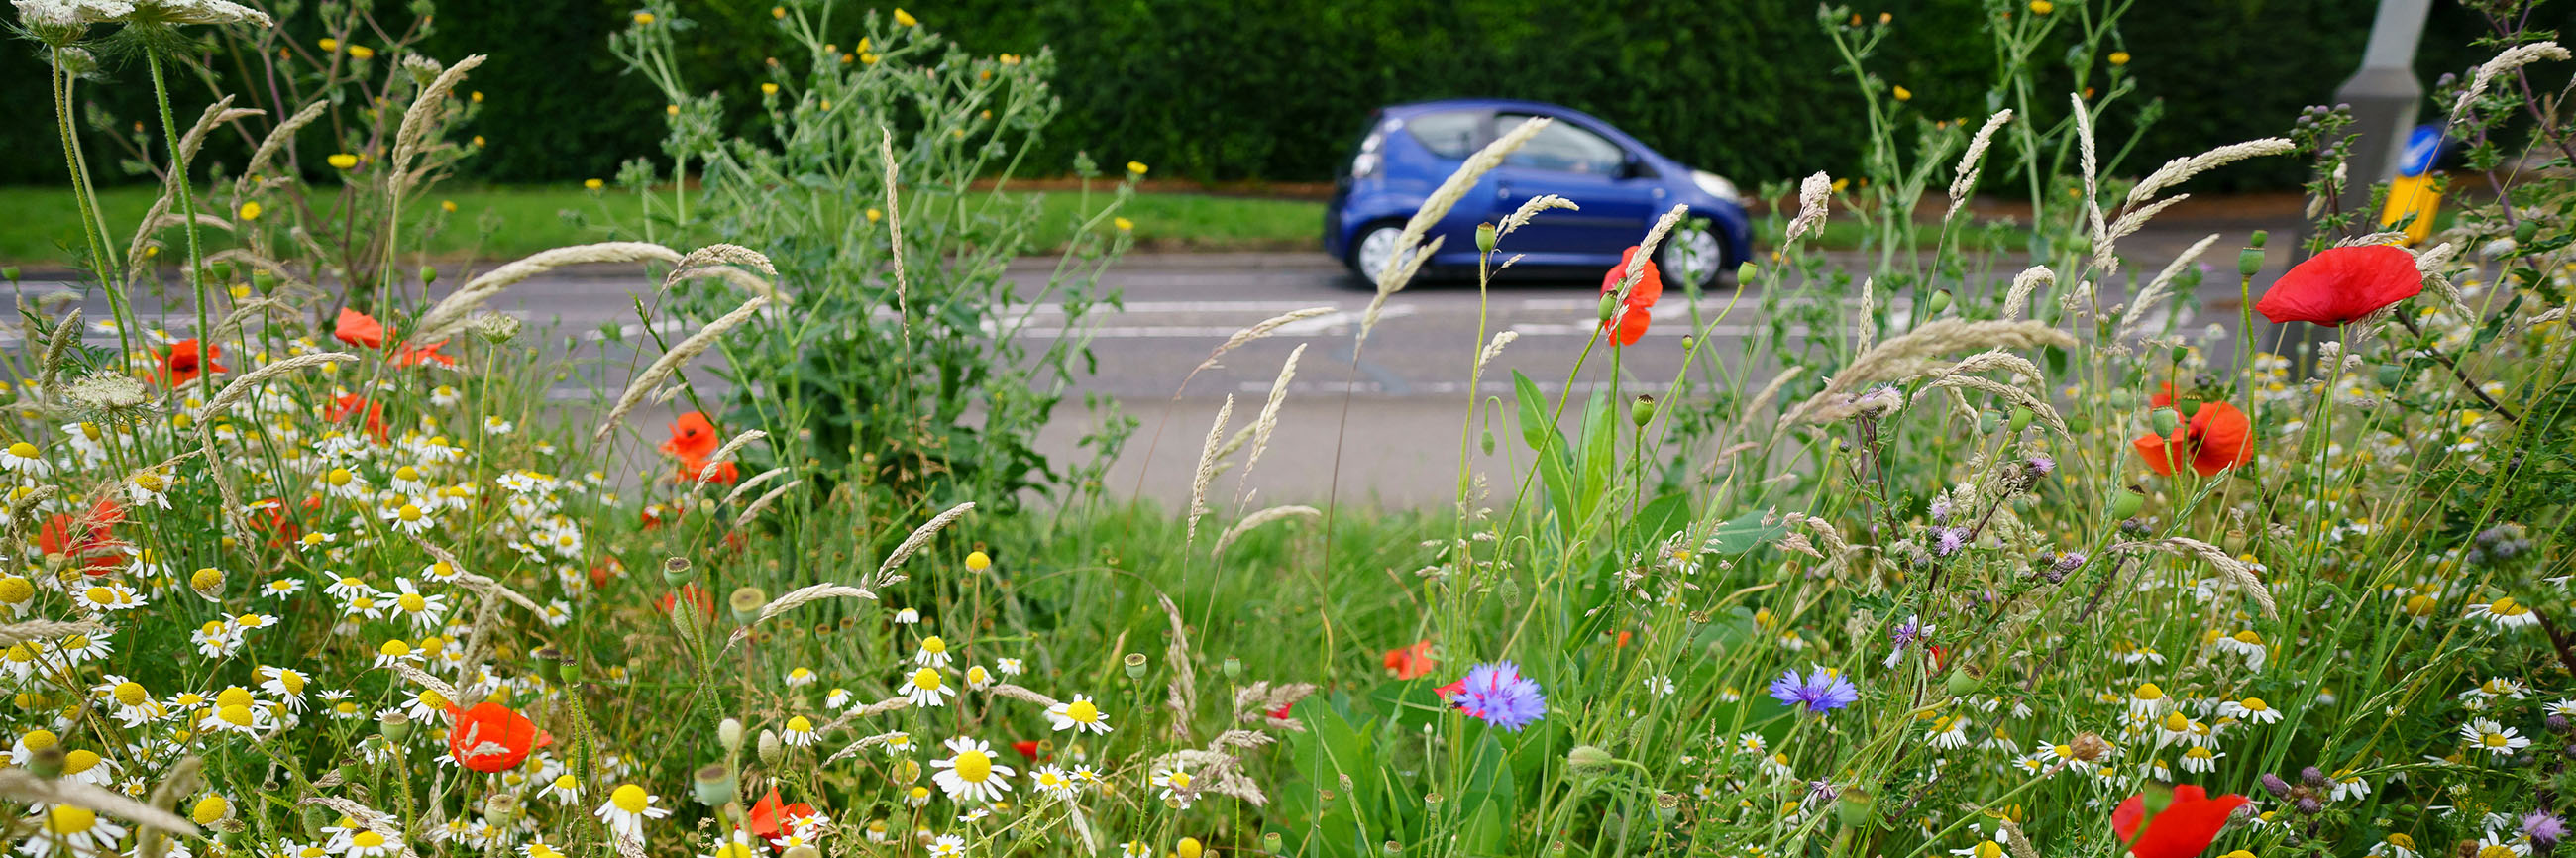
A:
2148;408;2181;435
694;763;737;805
1597;293;1618;322
2068;416;2091;433
420;265;438;286
1479;429;1495;456
1632;394;1658;428
719;718;745;754
1924;288;1953;317
0;267;17;283
2514;219;2539;244
663;557;696;585
758;729;783;767
379;710;413;743
2108;484;2146;520
1737;262;1758;282
1567;745;1615;770
2239;247;2265;278
1979;409;2002;435
1680;335;1694;352
2140;779;2175;815
1835;787;1875;827
1124;652;1148;680
2248;230;2267;249
728;587;766;623
1475;222;1497;254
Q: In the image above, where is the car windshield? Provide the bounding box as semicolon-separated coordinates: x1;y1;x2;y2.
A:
1497;112;1625;175
1403;110;1482;159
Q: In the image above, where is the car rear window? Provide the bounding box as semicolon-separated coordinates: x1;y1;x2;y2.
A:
1403;111;1482;159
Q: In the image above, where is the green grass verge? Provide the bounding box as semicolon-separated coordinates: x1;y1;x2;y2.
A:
0;184;1330;268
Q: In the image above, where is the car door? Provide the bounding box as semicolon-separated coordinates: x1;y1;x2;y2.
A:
1484;112;1660;260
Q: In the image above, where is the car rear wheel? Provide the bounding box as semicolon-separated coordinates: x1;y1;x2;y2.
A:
1659;224;1727;288
1349;224;1404;283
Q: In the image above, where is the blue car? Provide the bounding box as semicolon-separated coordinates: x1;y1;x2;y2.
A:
1325;99;1753;287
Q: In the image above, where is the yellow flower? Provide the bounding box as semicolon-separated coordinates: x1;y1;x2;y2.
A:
1892;85;1912;102
2028;0;2053;14
999;54;1020;65
634;11;654;24
1177;838;1204;858
471;135;485;147
1114;217;1134;232
865;208;883;224
585;178;604;190
470;90;483;103
819;99;832;110
2109;51;2131;66
1830;177;1850;193
841;53;854;63
665;104;680;116
318;38;338;52
771;6;784;18
761;83;779;95
348;45;375;59
859;52;878;64
965;551;991;571
1127;161;1149;176
237;201;262;221
440;199;457;213
893;7;917;26
326;154;359;169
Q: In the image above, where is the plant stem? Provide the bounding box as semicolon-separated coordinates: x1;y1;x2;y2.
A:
2394;312;2521;424
147;49;214;356
51;47;139;367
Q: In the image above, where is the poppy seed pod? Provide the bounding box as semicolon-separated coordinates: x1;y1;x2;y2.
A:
2148;408;2181;435
694;764;737;805
1124;652;1150;680
1632;394;1658;428
419;265;438;286
1475;222;1497;254
728;587;767;623
1737;262;1758;282
483;793;519;825
1264;832;1285;853
663;557;696;585
2239;247;2265;278
379;710;413;743
1923;288;1954;317
1835;787;1875;827
1596;293;1619;322
1222;656;1242;680
1944;668;1979;697
2109;484;2147;520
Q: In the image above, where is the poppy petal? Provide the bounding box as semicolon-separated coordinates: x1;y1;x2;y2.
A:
2254;244;2420;326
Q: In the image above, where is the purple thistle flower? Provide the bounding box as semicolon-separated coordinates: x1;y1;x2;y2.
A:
1768;667;1859;714
1451;662;1546;732
1934;526;1970;557
2525;811;2568;846
1928;497;1953;523
2054;551;2088;574
2025;454;2056;477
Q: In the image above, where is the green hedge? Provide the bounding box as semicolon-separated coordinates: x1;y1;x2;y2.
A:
0;0;2510;190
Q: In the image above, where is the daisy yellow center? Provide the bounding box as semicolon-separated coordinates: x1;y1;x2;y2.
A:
1166;771;1191;789
60;635;89;650
2231;630;2262;644
8;442;36;458
45;805;95;835
113;682;148;706
554;775;577;790
277;673;305;695
190;796;228;825
787;716;812;733
1974;842;2002;858
2184;747;2212;759
21;729;57;751
395;466;420;481
2241;697;2268;712
352;831;384;849
611;784;648;813
327;469;353;486
217;688;253;708
398;505;423;522
2388;835;2415;849
84;587;114;604
953;749;993;782
0;578;30;603
713;844;753;858
920;636;946;654
379;640;412;657
2161;712;2189;731
61;749;99;773
2133;683;2163;700
911;668;943;691
2053;744;2074;758
217;704;254;726
2491;596;2527;615
399;593;427;611
2480;847;2517;858
2482;732;2508;747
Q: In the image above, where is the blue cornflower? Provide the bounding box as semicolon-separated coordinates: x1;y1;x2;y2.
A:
1768;666;1859;714
1449;662;1546;732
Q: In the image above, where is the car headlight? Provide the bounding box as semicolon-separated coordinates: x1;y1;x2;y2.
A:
1691;169;1741;202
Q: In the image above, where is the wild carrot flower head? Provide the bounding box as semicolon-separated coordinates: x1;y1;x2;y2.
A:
1447;662;1546;732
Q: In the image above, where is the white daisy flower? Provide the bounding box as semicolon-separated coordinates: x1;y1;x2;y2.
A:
1044;694;1112;735
929;737;1015;804
592;785;671;842
901;668;952;708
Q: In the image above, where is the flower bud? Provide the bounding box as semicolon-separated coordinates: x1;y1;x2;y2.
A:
2259;772;2292;797
1835;787;1875;827
2300;766;2326;787
2295;796;2321;815
379;710;413;743
1923;288;1953;317
0;267;17;283
1222;656;1242;680
694;764;737;805
1943;669;1979;697
2238;247;2265;278
719;718;745;754
1124;652;1148;680
1631;394;1658;428
1479;429;1495;456
1264;832;1285;854
1566;745;1615;770
1596;293;1619;322
758;730;783;767
2514;219;2539;244
728;587;767;624
2009;406;2033;433
1736;262;1758;282
2247;230;2267;249
1679;334;1694;352
420;265;439;286
300;804;332;840
2108;484;2146;520
1474;222;1497;254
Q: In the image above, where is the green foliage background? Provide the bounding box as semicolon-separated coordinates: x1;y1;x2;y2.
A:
0;0;2512;189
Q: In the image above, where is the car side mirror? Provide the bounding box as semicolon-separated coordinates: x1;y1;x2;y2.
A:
1621;156;1657;180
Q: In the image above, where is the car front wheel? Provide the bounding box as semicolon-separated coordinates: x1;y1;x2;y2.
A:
1349;224;1404;283
1659;223;1728;288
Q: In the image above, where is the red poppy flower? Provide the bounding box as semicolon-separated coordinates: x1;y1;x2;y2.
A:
1614;630;1633;648
1597;246;1664;346
656;583;715;618
37;499;127;575
662;411;721;461
335;308;388;349
244;497;303;549
1433;678;1483;716
392;340;456;368
1011;739;1045;760
1267;701;1294;720
2112;785;2250;858
1383;640;1437;680
680;457;740;485
2132;401;2254;478
445;701;550;773
746;787;819;849
326;393;388;440
2254;244;2421;327
157;340;225;386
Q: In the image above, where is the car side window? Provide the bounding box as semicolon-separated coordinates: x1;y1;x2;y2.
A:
1496;113;1626;175
1404;111;1483;159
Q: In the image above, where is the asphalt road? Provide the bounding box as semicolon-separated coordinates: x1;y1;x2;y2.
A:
22;219;2302;507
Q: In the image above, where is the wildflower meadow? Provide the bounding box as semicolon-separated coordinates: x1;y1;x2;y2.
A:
0;1;2572;858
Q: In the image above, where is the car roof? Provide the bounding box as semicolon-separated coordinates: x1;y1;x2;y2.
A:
1382;98;1596;121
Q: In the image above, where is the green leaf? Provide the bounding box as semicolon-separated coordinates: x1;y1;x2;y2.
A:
1511;371;1559;454
1702;508;1786;555
1576;387;1616;523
